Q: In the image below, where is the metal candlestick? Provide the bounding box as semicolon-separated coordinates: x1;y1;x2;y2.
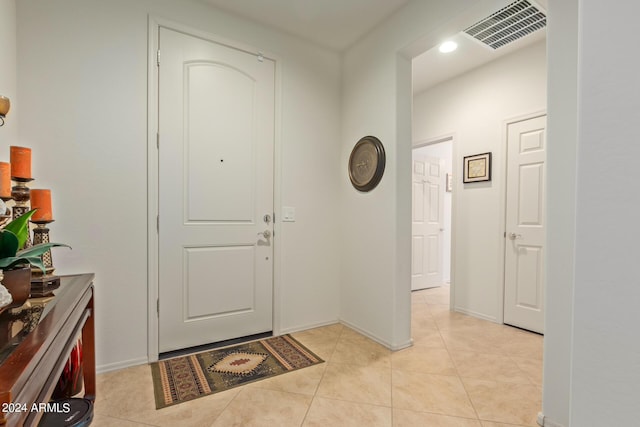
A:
30;220;61;297
0;196;12;227
32;221;55;271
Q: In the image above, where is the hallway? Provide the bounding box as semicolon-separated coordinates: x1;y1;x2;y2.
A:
93;286;542;426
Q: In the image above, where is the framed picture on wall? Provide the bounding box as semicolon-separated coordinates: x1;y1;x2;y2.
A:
463;152;492;183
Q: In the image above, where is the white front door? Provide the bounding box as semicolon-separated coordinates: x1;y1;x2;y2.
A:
504;114;547;334
158;28;275;353
412;154;445;290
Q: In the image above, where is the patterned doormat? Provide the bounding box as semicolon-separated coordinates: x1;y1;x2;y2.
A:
150;334;323;409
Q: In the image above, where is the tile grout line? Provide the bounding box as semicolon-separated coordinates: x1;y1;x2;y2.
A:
99;414;162;427
203;384;252;426
426;288;483;423
299;324;344;426
426;288;542;427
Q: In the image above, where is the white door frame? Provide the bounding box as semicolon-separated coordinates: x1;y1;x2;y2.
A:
498;110;547;327
146;16;283;362
412;134;456;306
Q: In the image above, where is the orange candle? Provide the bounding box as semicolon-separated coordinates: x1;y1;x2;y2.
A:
10;146;32;179
30;189;53;221
0;162;10;198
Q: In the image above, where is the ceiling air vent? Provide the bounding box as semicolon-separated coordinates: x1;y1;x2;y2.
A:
464;0;546;50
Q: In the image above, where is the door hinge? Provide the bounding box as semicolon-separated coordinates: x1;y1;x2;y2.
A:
156;215;159;233
157;49;160;66
157;298;159;316
156;132;159;149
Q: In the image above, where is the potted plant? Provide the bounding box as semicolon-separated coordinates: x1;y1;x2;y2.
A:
0;210;69;308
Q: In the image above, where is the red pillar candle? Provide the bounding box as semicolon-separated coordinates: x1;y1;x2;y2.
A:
30;189;53;221
0;162;10;198
10;146;32;180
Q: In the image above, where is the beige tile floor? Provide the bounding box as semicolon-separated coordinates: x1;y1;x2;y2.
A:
92;286;543;426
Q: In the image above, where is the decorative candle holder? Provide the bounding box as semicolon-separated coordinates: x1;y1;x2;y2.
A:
30;220;61;297
11;178;33;248
0;196;12;227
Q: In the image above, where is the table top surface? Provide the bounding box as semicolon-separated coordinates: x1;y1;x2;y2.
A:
0;273;94;367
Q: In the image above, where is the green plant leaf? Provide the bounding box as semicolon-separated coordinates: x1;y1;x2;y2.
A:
0;256;45;272
0;230;19;258
24;256;46;273
3;210;37;250
17;242;70;258
1;212;70;273
0;243;71;273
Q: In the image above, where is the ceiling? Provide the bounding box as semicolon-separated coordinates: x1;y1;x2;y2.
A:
202;0;411;51
412;27;546;94
200;0;548;94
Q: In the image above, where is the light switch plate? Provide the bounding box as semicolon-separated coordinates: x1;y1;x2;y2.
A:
282;206;296;222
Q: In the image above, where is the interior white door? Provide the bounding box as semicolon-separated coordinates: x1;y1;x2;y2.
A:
504;115;547;334
412;154;445;290
158;28;275;353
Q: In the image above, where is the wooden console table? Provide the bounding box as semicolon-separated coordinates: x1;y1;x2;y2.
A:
0;273;95;426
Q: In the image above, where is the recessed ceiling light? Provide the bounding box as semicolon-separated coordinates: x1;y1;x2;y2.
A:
439;41;458;53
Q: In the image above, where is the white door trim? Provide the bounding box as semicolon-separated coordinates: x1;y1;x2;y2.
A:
499;110;547;327
146;15;283;362
413;134;454;149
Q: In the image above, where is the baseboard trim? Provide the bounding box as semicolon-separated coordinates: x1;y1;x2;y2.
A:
96;318;415;374
97;357;148;374
339;320;413;351
537;412;566;427
278;319;340;335
453;306;498;323
537;412;545;426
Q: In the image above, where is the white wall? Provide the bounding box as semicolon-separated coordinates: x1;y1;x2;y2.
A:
340;0;514;348
570;1;640;425
16;0;342;371
543;0;578;424
413;40;546;321
10;1;640;422
543;1;640;425
0;0;16;146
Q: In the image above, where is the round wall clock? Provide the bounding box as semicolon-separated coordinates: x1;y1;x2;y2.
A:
348;136;385;192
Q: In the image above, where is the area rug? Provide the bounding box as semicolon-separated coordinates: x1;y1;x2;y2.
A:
150;334;323;409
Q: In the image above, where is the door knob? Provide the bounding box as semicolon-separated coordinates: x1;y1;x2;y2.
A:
508;232;522;240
